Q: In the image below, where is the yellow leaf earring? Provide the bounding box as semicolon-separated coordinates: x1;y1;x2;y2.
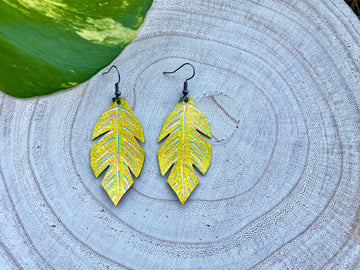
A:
90;65;145;206
158;63;212;204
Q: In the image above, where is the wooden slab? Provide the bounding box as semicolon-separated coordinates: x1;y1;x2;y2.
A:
1;0;360;268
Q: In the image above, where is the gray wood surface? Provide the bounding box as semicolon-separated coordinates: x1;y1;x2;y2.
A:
1;0;360;269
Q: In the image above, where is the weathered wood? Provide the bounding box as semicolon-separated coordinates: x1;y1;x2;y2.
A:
1;0;360;268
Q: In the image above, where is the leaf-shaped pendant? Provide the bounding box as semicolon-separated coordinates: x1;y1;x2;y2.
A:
91;98;145;206
158;97;212;204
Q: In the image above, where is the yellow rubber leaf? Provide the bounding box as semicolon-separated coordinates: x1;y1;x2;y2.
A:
91;98;145;206
158;97;212;204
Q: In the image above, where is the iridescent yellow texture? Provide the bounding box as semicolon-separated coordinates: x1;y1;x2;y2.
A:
90;98;145;206
157;97;212;204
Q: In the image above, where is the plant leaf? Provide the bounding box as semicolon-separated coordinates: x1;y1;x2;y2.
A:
157;97;212;204
91;98;145;206
0;0;153;98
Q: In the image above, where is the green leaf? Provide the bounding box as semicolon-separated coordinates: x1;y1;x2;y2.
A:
0;0;153;98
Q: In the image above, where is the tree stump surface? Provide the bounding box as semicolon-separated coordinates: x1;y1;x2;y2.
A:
1;0;360;269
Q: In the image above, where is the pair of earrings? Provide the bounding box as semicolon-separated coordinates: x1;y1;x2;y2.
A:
90;63;212;206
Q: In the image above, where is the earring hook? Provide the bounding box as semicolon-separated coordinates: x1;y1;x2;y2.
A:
163;63;196;102
103;65;121;104
163;62;195;81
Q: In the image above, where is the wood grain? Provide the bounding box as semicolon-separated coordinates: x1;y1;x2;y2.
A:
1;0;360;268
